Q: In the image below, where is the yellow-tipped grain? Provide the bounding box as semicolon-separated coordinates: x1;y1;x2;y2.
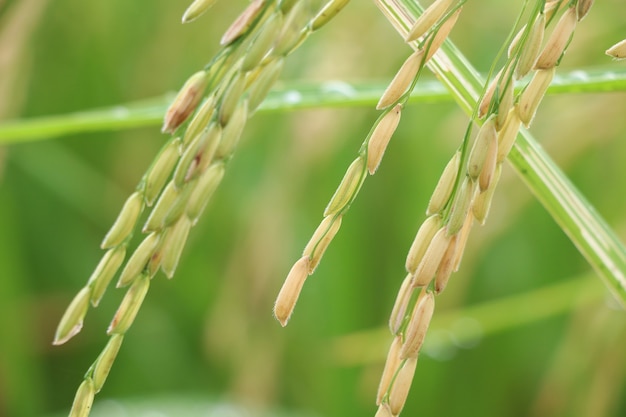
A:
108;274;150;335
606;39;626;60
518;67;555;127
173;130;207;188
144;181;180;233
116;233;159;288
515;13;545;79
468;115;496;180
473;164;502;225
92;334;123;393
412;226;451;287
53;287;91;345
101;192;143;249
497;107;522;162
367;104;402;174
186;161;226;223
478;69;502;119
434;234;458;293
310;0;351;31
479;131;498;192
163;181;195;227
220;0;266;46
388;357;418;415
274;256;310;326
219;72;246;126
302;215;342;274
400;290;435;358
160;216;192;278
376;335;402;405
446;177;475;236
216;100;248;159
196;123;223;173
424;7;462;62
452;211;474;272
273;2;308;57
405;214;441;273
535;7;576;70
377;50;424;110
182;0;218;23
183;95;216;146
405;0;455;42
162;71;209;134
324;156;366;216
145;138;182;206
389;273;415;334
242;13;282;72
248;59;284;112
68;379;95;417
427;152;460;215
88;246;127;307
576;0;594;21
495;77;514;130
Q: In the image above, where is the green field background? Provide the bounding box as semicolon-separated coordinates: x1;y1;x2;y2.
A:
1;1;625;416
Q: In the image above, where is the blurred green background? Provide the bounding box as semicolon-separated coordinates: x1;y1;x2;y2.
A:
1;0;626;416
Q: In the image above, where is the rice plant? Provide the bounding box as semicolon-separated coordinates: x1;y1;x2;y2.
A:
0;0;625;416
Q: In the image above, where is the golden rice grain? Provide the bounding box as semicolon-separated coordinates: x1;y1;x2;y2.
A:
427;152;460;215
377;50;424;110
606;38;626;60
388;357;418;415
515;13;545;79
367;104;402;174
446;177;475;236
534;7;576;70
400;290;435;358
376;335;402;405
467;115;496;180
405;0;455;43
302;215;343;274
412;226;451;287
405;214;441;273
518;67;555;126
389;273;415;334
273;256;310;326
323;156;366;216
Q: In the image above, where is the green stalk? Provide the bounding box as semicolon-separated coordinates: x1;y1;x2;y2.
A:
376;0;626;307
1;69;625;144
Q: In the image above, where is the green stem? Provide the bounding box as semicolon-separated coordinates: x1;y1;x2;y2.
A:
376;0;626;307
1;69;625;144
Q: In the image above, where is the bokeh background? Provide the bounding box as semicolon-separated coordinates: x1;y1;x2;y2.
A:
1;0;626;416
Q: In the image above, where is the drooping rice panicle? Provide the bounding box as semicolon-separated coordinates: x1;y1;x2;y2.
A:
56;1;353;415
273;0;464;328
372;2;591;415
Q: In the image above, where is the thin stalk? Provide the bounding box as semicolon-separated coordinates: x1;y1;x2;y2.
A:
1;69;625;144
376;0;626;307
